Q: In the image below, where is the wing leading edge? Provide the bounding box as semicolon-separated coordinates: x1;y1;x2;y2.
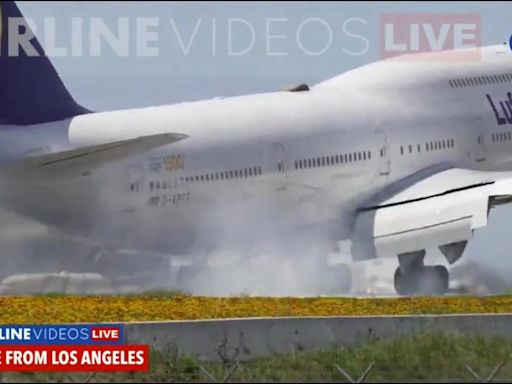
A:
4;132;188;181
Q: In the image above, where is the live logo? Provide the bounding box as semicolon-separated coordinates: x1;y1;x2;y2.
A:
379;13;481;61
90;327;120;342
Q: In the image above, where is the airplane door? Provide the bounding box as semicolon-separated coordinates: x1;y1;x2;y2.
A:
260;142;289;186
127;162;144;193
471;117;486;162
375;129;390;176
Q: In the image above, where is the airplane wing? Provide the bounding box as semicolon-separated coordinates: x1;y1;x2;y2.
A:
3;132;188;181
351;164;512;261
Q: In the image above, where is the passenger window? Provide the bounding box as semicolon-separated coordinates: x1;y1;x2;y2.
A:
348;153;352;162
417;144;421;153
322;157;326;167
358;152;362;161
409;145;412;154
363;152;366;160
400;146;403;155
368;151;372;160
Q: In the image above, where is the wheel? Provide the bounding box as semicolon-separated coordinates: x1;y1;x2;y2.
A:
394;267;417;296
431;265;449;295
394;265;449;296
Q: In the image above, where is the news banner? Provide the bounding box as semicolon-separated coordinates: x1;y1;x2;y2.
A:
0;325;148;371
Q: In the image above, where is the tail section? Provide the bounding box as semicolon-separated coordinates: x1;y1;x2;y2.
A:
0;1;91;125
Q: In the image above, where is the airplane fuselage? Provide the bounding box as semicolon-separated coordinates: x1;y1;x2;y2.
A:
2;45;512;259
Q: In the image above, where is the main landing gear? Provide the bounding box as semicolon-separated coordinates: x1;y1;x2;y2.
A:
394;250;449;296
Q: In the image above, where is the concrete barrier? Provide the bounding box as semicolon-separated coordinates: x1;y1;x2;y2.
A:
124;314;512;361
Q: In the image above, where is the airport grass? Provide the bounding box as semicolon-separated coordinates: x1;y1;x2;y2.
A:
0;293;512;323
4;332;512;382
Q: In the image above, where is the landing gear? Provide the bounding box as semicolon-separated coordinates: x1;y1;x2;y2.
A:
394;251;449;296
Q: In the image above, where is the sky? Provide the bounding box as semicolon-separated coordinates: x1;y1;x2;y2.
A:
12;1;512;273
16;1;512;109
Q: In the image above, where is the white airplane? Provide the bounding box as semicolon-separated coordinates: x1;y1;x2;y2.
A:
2;1;512;295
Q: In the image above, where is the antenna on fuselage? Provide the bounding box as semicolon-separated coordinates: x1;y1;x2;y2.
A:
280;83;310;92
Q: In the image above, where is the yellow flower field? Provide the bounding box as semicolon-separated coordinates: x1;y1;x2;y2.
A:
0;294;511;324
